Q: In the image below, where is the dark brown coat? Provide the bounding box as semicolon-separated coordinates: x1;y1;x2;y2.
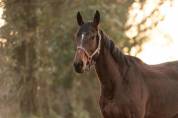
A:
95;31;178;118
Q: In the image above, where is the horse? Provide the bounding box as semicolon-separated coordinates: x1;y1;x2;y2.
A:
73;10;178;118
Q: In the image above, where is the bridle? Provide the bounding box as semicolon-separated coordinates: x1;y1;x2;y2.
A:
76;30;101;67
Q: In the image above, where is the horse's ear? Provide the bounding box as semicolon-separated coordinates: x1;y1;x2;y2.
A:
77;12;84;26
93;10;100;27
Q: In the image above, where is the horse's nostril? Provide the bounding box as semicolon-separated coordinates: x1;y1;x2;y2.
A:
74;60;83;69
78;61;83;67
74;60;84;73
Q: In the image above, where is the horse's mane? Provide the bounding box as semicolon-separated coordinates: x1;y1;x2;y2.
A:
100;30;141;66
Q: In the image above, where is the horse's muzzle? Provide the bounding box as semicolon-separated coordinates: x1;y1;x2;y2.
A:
73;60;84;73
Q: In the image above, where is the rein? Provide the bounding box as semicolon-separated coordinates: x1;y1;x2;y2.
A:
77;30;101;66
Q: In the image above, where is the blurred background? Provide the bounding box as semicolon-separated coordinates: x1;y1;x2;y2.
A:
0;0;177;118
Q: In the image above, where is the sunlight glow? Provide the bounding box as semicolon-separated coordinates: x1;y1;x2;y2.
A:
0;7;4;27
0;6;6;47
138;0;178;64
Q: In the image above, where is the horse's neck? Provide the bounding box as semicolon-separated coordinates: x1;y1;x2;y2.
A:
95;46;122;82
95;33;128;98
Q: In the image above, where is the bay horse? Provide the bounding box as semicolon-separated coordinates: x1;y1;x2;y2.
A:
73;10;178;118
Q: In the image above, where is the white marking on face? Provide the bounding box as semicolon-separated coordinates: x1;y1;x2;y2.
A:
81;34;84;40
80;33;85;47
80;33;87;71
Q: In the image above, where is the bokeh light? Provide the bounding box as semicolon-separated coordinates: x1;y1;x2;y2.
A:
138;0;178;64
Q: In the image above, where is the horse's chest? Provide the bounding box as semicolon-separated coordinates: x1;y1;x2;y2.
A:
100;99;118;118
99;98;131;118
